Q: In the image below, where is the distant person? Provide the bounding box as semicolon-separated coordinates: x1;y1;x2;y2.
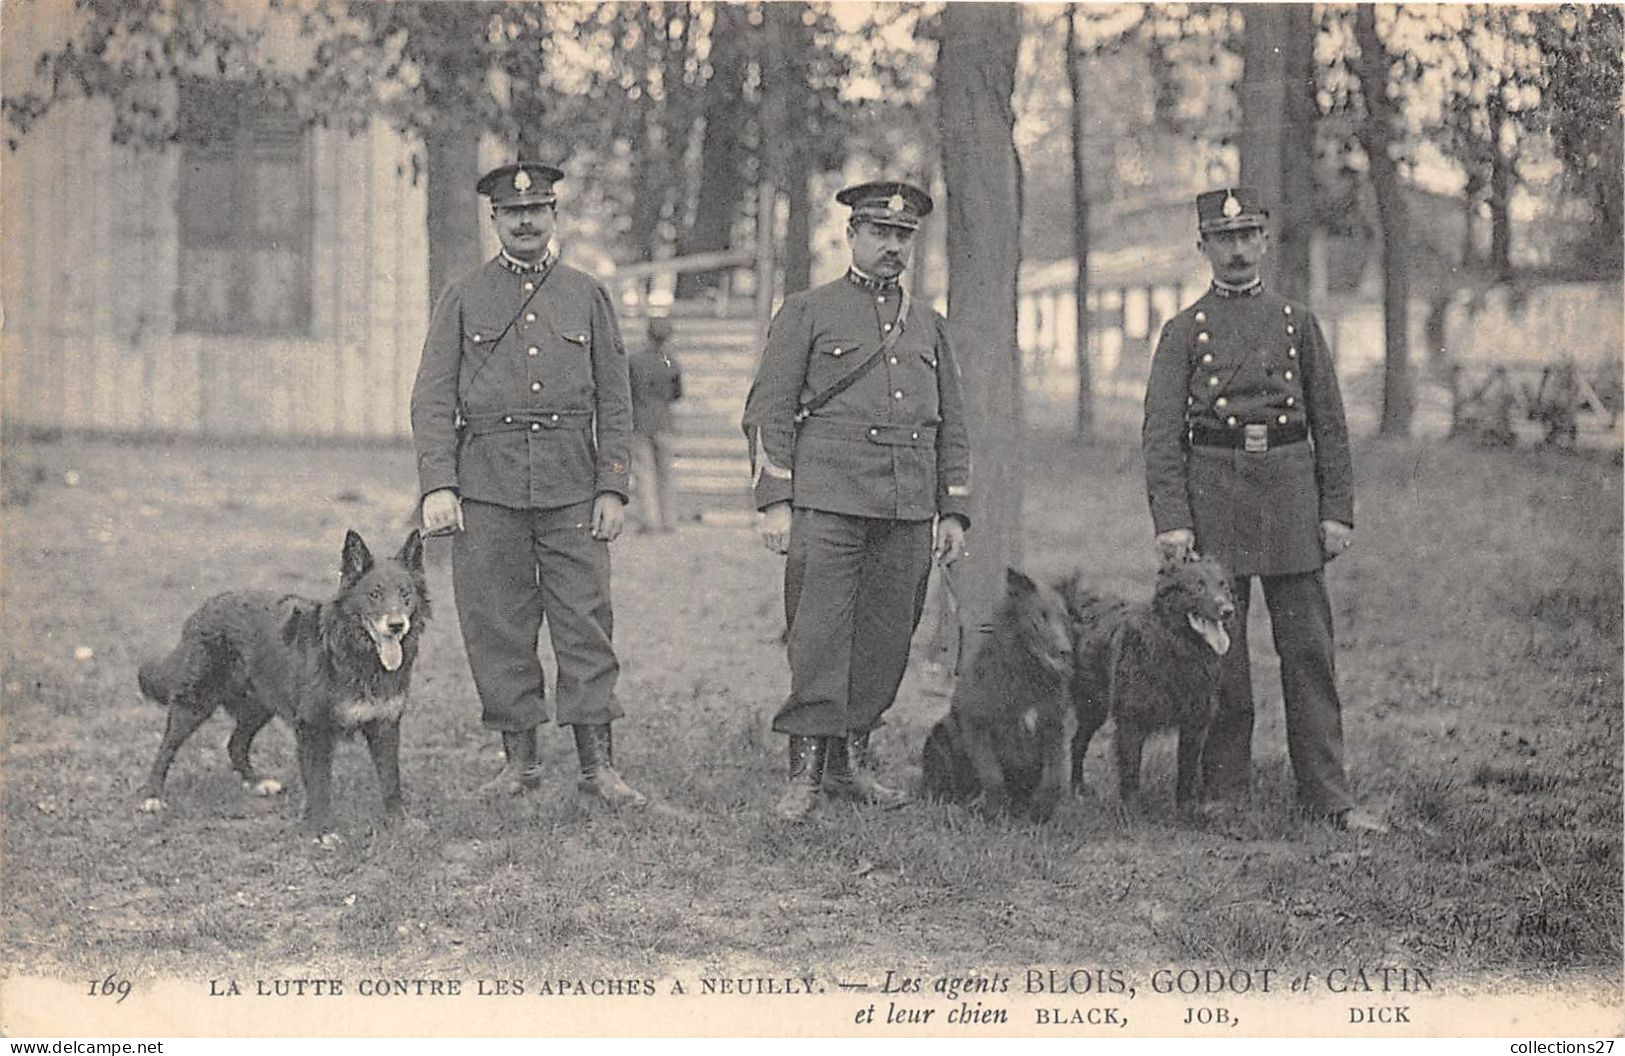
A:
410;161;647;810
1141;187;1387;834
627;317;682;532
741;180;971;821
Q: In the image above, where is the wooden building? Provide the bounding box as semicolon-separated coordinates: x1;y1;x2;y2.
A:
2;1;431;442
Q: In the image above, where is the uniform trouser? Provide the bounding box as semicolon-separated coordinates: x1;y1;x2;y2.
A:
452;498;622;732
775;508;934;737
627;432;673;531
1201;568;1353;813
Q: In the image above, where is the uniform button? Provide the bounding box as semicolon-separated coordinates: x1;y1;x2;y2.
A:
1284;370;1294;381
1195;311;1207;323
1202;353;1213;365
1289;347;1298;359
472;334;483;343
1286;396;1296;407
1226;415;1238;427
888;356;898;365
893;390;904;400
869;427;879;436
883;322;893;332
1208;376;1219;387
1216;397;1228;408
877;295;886;304
524;281;535;292
832;346;844;357
528;346;539;356
1197;332;1210;344
530;422;541;432
531;381;542;392
1186;396;1195;407
503;415;513;424
550;414;559;423
1286;324;1296;335
911;431;920;440
526;312;536;323
1283;305;1293;316
1277;414;1288;425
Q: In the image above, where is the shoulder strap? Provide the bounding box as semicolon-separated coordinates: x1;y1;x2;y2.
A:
795;290;911;424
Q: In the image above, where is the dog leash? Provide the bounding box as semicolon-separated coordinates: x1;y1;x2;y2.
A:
935;557;966;678
934;555;996;679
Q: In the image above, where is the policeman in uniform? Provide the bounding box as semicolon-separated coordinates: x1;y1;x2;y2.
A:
742;180;971;821
411;161;646;809
1142;187;1385;833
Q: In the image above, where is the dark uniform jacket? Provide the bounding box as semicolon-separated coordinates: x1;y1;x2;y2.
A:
741;273;972;525
1143;284;1353;576
628;347;681;436
411;257;632;510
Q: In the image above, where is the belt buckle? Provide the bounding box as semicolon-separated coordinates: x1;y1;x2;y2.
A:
1243;423;1269;453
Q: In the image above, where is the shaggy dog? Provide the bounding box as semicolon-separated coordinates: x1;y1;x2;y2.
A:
136;530;428;836
921;568;1075;821
1057;554;1235;815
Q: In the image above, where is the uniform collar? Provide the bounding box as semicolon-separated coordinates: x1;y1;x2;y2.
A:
846;265;901;292
1211;277;1264;298
499;240;558;275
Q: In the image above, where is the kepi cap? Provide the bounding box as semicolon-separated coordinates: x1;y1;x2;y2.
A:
1196;187;1269;233
837;180;933;231
478;162;563;207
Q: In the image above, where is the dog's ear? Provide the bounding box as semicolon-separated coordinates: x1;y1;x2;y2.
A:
397;529;424;572
341;530;375;585
1005;567;1038;596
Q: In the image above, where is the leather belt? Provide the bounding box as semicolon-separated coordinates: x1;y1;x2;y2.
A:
1189;420;1307;452
798;417;937;448
462;410;593;436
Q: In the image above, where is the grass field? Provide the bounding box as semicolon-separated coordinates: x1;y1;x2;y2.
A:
1;425;1619;995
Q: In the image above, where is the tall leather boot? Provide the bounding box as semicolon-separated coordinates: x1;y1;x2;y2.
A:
773;734;826;821
823;731;909;808
479;729;542;796
572;724;648;809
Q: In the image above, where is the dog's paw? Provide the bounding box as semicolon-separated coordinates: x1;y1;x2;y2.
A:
246;778;284;798
138;797;166;814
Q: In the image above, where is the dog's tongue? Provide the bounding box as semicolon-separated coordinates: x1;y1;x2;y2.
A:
1187;613;1232;656
377;637;404;672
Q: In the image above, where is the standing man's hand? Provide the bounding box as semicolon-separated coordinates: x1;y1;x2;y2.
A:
935;516;967;565
592;493;626;542
757;502;791;555
1319;519;1354;561
421;488;464;536
1156;528;1196;564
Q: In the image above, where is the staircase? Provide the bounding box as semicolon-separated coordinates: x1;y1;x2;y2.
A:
624;311;760;525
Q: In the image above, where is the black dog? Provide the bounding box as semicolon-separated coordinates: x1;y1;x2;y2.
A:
1057;554;1235;815
921;568;1076;821
137;531;428;837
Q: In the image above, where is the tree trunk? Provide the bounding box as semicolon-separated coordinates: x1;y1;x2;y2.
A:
937;3;1023;645
1240;3;1316;301
423;120;483;312
782;168;812;295
763;1;812;296
1489;89;1513;279
1354;4;1412;436
1066;4;1094;443
676;3;749;299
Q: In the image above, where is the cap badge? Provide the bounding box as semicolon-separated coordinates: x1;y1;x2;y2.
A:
887;193;905;212
514;169;533;192
1222;194;1242;218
